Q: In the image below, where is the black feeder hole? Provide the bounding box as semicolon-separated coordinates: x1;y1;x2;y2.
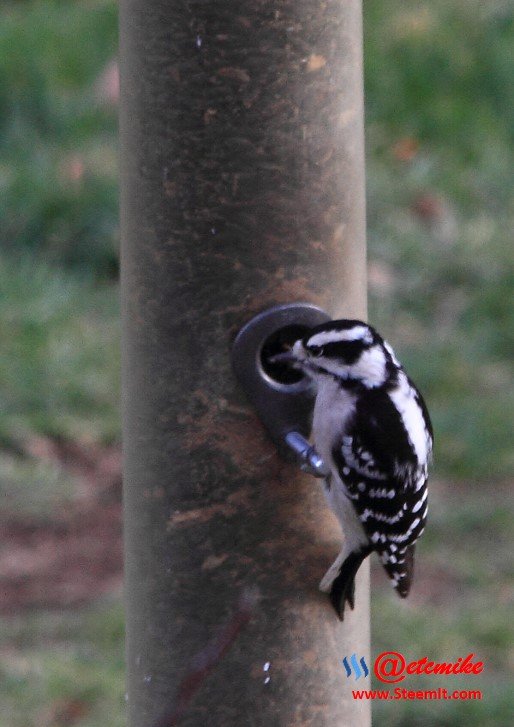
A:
260;324;308;386
232;303;330;455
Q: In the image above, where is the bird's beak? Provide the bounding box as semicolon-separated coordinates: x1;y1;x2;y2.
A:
268;340;306;366
268;350;298;364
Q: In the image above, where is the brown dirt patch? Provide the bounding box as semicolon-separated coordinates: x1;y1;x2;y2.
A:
0;438;123;614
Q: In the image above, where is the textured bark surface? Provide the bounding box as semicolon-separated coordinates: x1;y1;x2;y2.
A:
120;1;369;725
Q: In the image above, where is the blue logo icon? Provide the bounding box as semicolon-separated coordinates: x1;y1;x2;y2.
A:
342;654;369;680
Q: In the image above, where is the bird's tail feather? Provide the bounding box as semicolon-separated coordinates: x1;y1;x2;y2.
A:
329;546;372;621
381;543;416;598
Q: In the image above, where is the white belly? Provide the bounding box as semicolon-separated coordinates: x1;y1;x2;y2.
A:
311;378;356;466
311;379;368;549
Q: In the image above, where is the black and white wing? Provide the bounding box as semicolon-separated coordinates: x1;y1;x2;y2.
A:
333;380;432;596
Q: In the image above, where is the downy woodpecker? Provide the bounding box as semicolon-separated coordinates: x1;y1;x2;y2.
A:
274;319;433;620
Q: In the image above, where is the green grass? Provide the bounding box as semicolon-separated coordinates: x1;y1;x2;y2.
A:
364;0;514;155
0;0;513;725
0;256;120;448
0;601;126;727
370;600;513;727
363;3;514;723
0;254;119;523
365;0;514;480
0;0;118;275
0;449;76;519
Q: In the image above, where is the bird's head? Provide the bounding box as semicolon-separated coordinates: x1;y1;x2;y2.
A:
272;319;396;389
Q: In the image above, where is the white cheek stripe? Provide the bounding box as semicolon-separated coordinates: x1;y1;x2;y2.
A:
308;325;372;347
355;347;387;388
319;345;387;388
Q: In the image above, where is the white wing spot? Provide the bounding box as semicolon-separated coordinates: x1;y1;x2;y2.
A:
412;497;425;513
388;533;410;543
403;517;421;538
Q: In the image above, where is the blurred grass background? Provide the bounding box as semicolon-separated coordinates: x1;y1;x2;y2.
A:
0;0;512;724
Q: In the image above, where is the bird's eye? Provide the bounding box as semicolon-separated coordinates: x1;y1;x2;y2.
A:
309;345;323;357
